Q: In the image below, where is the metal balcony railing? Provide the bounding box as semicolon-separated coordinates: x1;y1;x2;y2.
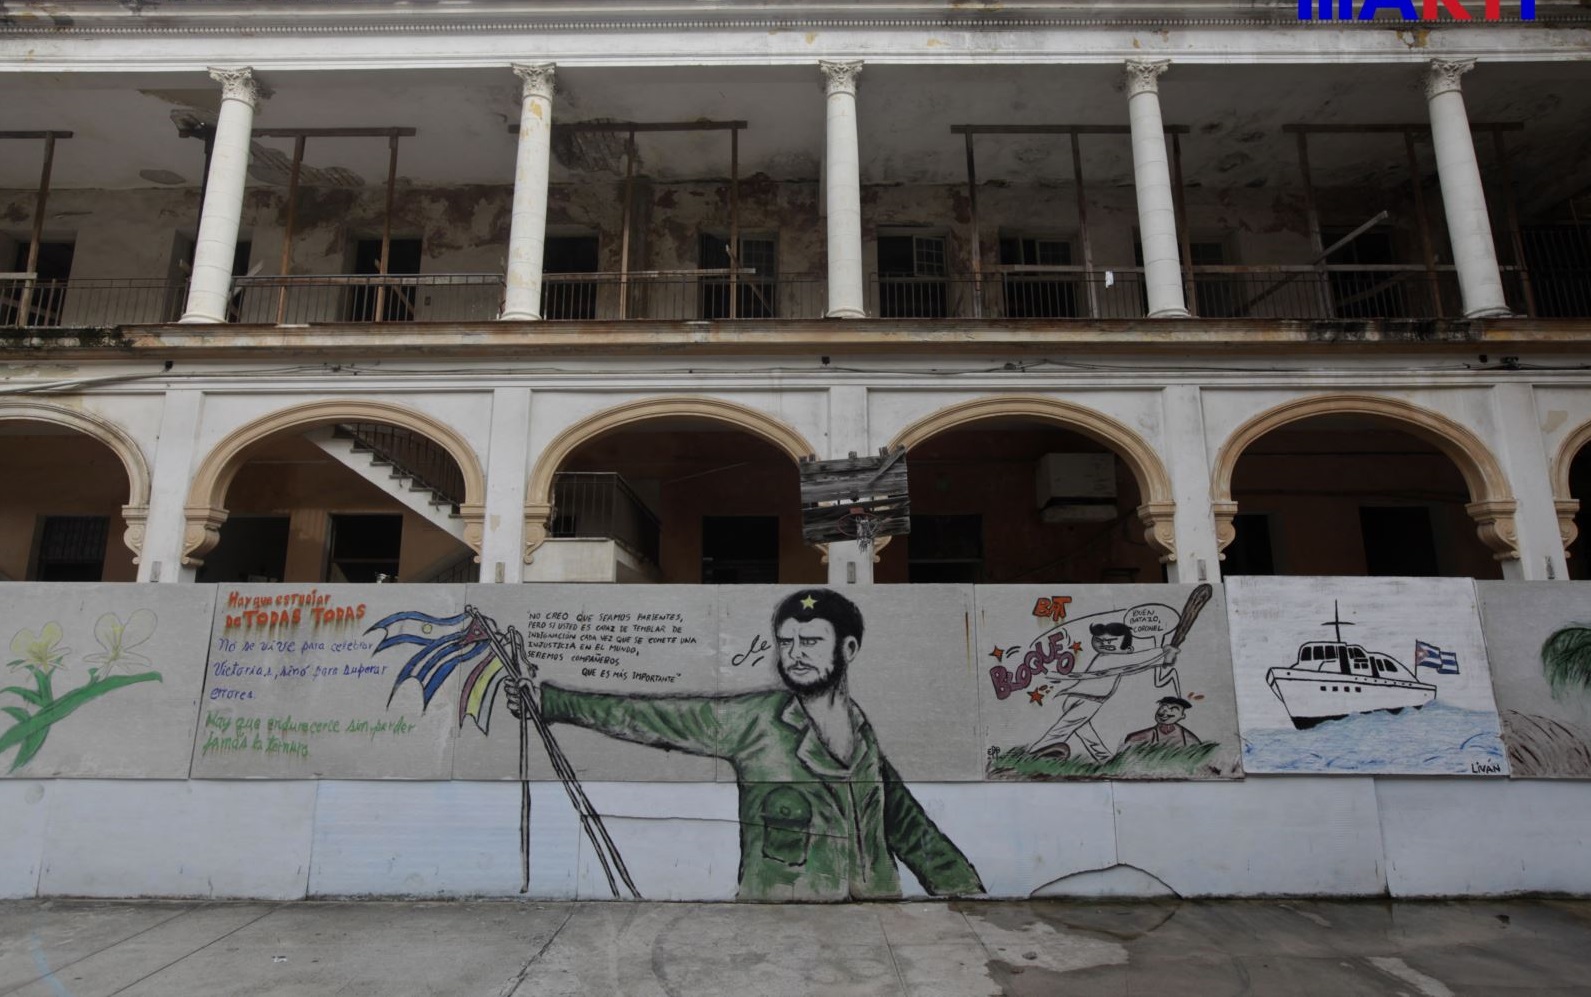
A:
0;275;189;328
540;270;827;321
0;264;1574;330
549;472;662;567
232;273;505;324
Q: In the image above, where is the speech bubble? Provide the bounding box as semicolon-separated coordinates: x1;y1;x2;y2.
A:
1124;603;1179;640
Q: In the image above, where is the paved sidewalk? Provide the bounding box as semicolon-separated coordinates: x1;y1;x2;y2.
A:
1;898;1588;997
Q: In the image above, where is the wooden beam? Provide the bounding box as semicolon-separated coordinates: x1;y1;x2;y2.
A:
0;131;73;140
16;132;57;324
251;127;416;138
1071;132;1098;320
964;131;983;319
1282;122;1522;134
552;121;746;133
950;124;1191;135
1492;130;1536;318
1404;131;1443;318
375;132;401;323
275;135;306;325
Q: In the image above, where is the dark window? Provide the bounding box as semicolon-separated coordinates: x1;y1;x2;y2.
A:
1322;228;1418;319
347;238;422;322
1520;224;1591;318
543;235;600;320
1360;506;1439;577
877;235;947;318
700;234;777;319
3;241;74;327
701;516;780;584
907;514;983;583
1190;241;1243;318
195;516;290;584
999;237;1076;318
1221;512;1276;575
326;514;403;583
34;515;108;581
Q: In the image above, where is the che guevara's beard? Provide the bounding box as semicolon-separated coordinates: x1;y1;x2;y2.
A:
778;646;849;696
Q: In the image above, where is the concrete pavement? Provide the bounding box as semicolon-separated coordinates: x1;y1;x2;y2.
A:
1;898;1588;996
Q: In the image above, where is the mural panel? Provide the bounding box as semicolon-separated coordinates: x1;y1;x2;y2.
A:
189;584;465;779
359;584;983;902
1228;576;1507;776
2;584;214;778
1478;581;1591;778
976;584;1242;780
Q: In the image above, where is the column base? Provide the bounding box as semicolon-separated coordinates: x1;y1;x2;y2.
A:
826;308;866;320
1463;305;1513;319
498;311;543;322
1148;307;1191;319
177;312;224;325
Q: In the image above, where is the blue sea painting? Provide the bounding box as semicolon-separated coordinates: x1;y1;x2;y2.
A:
1241;702;1508;775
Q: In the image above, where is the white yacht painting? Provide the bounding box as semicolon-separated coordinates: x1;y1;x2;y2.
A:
1228;576;1508;776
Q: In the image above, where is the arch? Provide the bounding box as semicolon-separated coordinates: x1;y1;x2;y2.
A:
1210;393;1519;562
523;395;817;563
0;400;153;561
1550;418;1591;557
184;399;487;568
887;395;1180;563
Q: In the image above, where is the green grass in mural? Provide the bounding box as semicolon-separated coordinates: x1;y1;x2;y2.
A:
1541;625;1591;702
988;741;1221;780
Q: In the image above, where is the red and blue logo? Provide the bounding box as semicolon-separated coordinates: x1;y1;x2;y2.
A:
1299;0;1533;18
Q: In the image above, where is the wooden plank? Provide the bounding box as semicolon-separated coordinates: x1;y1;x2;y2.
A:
0;131;74;140
553;121;747;133
950;124;1190;135
251;127;416;138
1281;122;1521;134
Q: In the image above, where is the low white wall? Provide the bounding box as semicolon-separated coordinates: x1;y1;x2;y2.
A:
5;777;1590;901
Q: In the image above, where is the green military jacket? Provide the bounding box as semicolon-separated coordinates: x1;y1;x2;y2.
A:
541;685;984;902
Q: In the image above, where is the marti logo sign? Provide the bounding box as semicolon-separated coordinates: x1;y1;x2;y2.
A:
1299;0;1534;18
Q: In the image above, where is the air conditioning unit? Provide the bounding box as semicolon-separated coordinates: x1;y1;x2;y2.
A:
1035;453;1118;523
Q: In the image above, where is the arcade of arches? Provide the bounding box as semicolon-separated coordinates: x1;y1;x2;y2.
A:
3;400;1583;585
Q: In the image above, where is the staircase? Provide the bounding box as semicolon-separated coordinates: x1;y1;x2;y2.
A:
304;423;470;544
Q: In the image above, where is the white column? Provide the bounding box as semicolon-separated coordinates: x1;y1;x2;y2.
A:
480;388;532;582
1425;59;1511;319
180;68;264;324
137;390;203;582
1491;383;1568;580
1124;60;1189;319
1160;385;1222;584
820;60;866;320
825;386;874;584
501;63;556;321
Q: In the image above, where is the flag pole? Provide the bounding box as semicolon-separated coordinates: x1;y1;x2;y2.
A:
464;606;640;899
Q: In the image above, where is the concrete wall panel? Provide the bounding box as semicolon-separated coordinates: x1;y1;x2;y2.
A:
308;780;576;898
1477;581;1591;777
1379;778;1591;896
574;783;740;901
38;780;315;899
0;781;48;898
1;584;215;778
1114;777;1387;897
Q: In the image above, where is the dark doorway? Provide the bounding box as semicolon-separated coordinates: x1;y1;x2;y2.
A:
348;238;422;322
196;516;290;584
877;235;948;318
543;234;600;320
701;515;779;583
1360;506;1440;576
326;513;404;582
1222;513;1276;575
32;515;108;581
4;241;74;327
907;514;984;583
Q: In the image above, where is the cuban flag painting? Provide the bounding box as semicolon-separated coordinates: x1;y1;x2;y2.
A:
1415;640;1461;675
367;610;510;735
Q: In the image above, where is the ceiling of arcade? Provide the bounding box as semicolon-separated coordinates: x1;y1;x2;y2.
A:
4;61;1590;215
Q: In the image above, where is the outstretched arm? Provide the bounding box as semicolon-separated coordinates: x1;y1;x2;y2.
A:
538;684;726;758
881;757;984;896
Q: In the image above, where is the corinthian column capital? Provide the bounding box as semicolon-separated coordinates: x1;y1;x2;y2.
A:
1425;58;1476;100
1124;59;1171;99
207;66;267;108
512;62;556;101
819;60;863;97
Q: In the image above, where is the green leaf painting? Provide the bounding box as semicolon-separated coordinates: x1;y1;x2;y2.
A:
1541;625;1591;701
1;612;163;773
